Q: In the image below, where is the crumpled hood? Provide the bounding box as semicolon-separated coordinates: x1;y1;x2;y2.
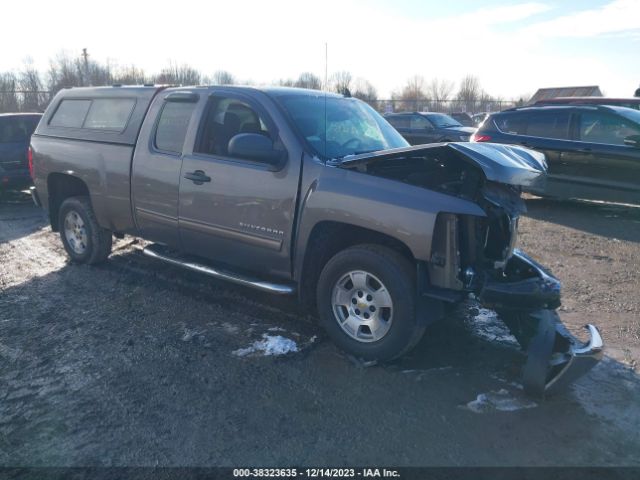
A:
333;142;547;188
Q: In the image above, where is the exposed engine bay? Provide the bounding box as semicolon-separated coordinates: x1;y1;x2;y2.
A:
336;142;603;398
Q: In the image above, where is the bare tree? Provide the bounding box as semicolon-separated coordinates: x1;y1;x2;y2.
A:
427;78;453;101
295;72;322;90
330;71;353;95
47;52;83;94
212;70;235;85
154;62;201;85
456;74;482;112
352;78;378;106
113;65;148;85
276;78;295;87
391;75;427;111
18;59;47;111
0;72;19;113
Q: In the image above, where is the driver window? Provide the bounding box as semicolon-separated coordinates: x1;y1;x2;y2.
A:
196;98;271;157
410;115;432;130
579;112;640;146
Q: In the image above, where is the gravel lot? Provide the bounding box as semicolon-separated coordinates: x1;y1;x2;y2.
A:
1;190;639;467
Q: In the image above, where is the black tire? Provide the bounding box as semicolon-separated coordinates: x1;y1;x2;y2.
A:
316;244;425;362
58;196;112;264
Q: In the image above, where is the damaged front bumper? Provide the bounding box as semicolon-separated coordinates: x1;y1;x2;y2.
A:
478;249;604;398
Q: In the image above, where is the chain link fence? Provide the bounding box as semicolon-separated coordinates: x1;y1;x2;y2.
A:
370;98;518;115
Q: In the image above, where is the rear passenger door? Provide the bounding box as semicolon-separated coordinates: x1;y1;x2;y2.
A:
131;91;199;248
495;110;570;171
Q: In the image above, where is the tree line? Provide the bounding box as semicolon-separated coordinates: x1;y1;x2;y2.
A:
0;50;521;114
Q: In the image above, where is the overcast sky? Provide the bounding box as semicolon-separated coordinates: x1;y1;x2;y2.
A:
1;0;638;98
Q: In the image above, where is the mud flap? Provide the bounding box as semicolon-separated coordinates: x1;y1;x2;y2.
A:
501;309;604;398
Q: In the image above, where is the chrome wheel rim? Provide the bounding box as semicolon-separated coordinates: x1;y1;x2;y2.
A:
331;270;393;343
63;211;88;255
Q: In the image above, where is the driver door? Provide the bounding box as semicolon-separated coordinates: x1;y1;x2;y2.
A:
178;94;298;278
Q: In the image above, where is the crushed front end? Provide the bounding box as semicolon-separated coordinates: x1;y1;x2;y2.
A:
424;178;603;397
336;142;604;397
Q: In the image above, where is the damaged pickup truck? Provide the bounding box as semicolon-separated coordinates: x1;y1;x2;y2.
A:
30;85;602;397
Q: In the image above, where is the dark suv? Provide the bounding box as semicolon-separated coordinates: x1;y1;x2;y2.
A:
472;105;640;204
385;112;475;145
0;113;42;191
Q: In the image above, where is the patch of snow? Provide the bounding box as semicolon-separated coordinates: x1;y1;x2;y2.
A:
233;334;299;357
467;307;519;347
465;389;537;413
267;326;287;332
181;328;204;342
222;322;240;334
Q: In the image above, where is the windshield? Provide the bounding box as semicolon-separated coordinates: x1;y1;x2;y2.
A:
426;113;463;128
276;94;408;159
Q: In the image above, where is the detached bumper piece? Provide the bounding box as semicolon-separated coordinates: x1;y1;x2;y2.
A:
479;249;604;398
518;310;603;398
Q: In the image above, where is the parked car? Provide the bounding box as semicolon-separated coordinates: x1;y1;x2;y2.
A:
471;112;492;127
0;113;42;191
31;86;603;397
385;112;475;144
471;105;640;204
449;112;474;127
533;97;640;110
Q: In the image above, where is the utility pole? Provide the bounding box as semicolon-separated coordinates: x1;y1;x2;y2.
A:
81;48;90;86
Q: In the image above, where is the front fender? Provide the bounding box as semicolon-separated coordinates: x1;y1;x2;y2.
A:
293;166;486;281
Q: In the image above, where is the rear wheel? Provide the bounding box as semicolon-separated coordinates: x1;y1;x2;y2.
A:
317;245;425;362
58;196;112;264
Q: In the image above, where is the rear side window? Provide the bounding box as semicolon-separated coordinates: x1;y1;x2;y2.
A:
49;98;135;131
410;115;431;129
387;116;409;129
50;99;91;128
494;112;528;135
154;101;196;154
83;99;135;131
526;111;570;139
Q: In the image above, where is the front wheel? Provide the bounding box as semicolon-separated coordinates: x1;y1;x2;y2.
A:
316;245;425;362
58;196;112;264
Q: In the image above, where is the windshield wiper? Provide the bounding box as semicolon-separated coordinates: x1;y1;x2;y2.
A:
334;149;380;161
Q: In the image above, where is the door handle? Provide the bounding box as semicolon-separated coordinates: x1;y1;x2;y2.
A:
183;170;211;184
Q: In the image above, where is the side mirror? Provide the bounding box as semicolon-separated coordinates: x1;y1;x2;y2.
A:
624;134;640;147
228;133;284;167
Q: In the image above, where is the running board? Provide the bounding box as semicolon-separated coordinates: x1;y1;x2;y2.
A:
142;244;295;295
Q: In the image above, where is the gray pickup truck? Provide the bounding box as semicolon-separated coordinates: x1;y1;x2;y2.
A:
31;85;602;397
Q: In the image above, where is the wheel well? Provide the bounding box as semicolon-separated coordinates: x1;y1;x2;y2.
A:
47;173;90;232
299;221;415;309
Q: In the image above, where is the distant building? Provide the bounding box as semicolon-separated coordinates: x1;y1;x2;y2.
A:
528;86;602;104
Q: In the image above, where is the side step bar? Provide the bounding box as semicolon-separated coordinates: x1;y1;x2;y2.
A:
142;244;295;295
